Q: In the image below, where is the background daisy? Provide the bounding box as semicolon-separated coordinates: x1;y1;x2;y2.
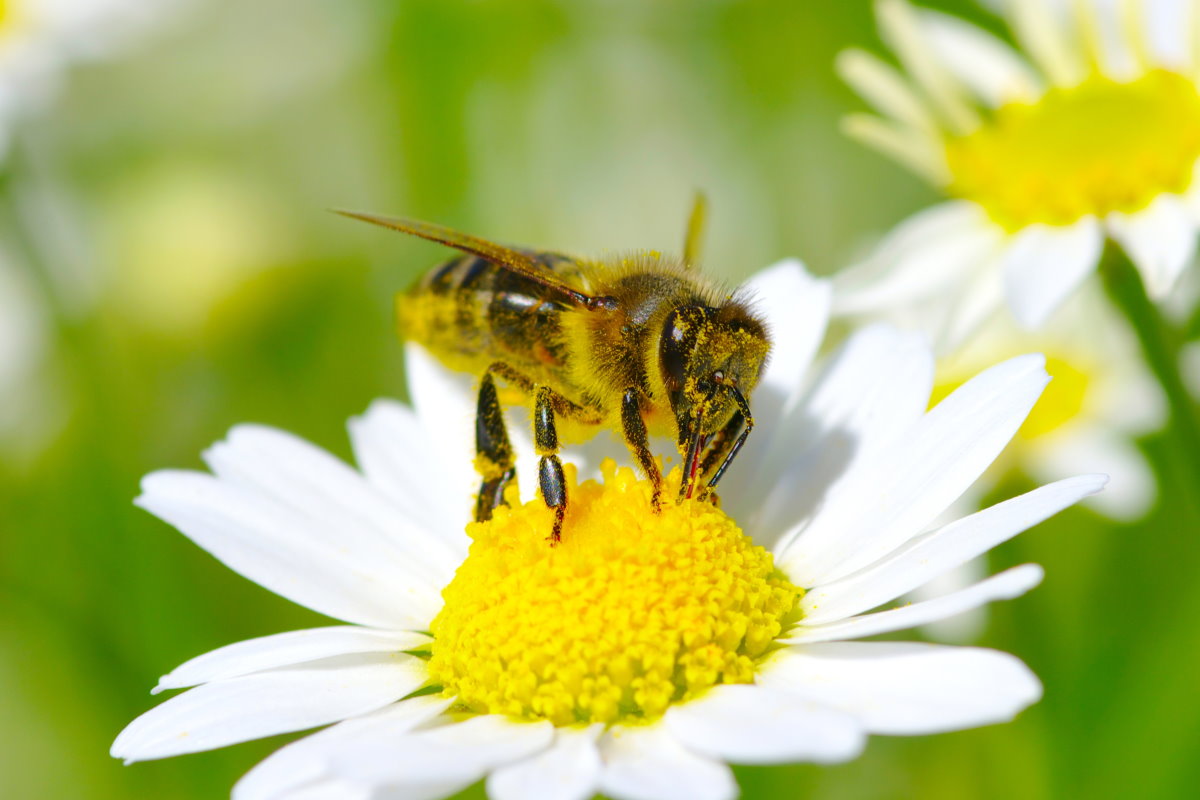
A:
836;0;1200;342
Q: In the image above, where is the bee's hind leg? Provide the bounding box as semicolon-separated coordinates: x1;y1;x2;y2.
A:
474;371;517;524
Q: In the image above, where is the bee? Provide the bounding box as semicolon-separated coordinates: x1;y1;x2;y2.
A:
339;198;771;543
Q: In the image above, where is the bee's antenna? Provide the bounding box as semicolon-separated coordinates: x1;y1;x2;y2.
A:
683;191;708;268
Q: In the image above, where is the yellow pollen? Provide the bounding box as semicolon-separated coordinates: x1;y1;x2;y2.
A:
933;354;1092;441
427;461;801;727
944;70;1200;230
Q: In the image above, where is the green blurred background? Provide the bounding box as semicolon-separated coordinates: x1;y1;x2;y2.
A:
1;0;1195;797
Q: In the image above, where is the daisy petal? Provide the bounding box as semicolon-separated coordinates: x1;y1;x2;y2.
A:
598;725;736;800
348;399;468;544
404;343;481;519
834;202;1002;314
112;654;425;762
1108;195;1199;297
155;627;429;693
331;715;554;789
487;725;603;800
780;354;1049;586
785;564;1044;644
801;475;1105;624
742;258;831;401
663;685;864;765
836;48;938;132
205;424;462;578
1002;218;1104;329
739;324;932;543
1028;430;1154;521
761;641;1042;734
233;696;451;800
137;470;440;629
917;9;1041;105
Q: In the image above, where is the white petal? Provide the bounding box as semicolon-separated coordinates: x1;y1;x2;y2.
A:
836;47;938;132
918;9;1041;105
348;399;469;547
1028;430;1154;521
760;641;1042;734
404;343;483;519
742;258;831;401
663;685;864;765
736;325;932;544
155;627;429;693
331;715;553;788
785;564;1044;644
1008;0;1086;86
233;696;452;800
206;424;462;579
112;654;426;762
934;254;1005;352
598;725;736;800
876;0;979;133
1108;195;1199;298
841;113;949;183
834;202;1002;314
487;726;603;800
137;470;440;630
1002;218;1104;329
801;475;1105;624
779;355;1049;586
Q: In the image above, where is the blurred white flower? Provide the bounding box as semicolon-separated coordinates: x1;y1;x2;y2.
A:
836;0;1200;348
0;0;188;156
932;286;1162;520
0;249;67;460
112;261;1102;800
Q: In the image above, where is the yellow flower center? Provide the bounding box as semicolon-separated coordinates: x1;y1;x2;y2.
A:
944;70;1200;230
427;461;801;727
933;354;1092;441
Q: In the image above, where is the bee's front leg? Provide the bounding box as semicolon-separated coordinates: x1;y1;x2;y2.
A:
695;410;747;503
620;388;663;511
474;371;517;524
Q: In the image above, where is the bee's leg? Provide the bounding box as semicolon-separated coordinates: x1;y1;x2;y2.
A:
621;388;663;510
533;386;568;544
694;412;745;503
474;371;517;523
699;404;754;501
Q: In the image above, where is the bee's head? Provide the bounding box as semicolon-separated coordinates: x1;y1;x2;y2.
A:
659;301;771;453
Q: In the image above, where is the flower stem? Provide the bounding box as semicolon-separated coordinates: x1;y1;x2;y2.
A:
1098;243;1200;510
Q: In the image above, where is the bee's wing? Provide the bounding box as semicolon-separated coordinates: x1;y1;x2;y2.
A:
335;210;600;308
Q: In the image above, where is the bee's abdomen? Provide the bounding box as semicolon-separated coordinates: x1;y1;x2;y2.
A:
398;254;579;381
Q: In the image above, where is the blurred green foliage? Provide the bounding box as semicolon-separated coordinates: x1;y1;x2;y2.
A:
1;1;1196;798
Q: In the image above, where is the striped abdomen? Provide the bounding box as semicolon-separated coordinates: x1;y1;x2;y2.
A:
397;252;587;390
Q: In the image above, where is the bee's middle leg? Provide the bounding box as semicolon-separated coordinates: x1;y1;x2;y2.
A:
534;385;569;543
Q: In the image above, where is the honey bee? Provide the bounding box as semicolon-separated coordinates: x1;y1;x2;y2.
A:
339;198;771;542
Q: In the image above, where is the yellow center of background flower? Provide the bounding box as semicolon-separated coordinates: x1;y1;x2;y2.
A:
944;70;1200;230
427;461;801;727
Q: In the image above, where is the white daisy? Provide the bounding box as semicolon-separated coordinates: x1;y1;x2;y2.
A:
0;0;186;157
931;285;1162;520
112;260;1104;800
836;0;1200;347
